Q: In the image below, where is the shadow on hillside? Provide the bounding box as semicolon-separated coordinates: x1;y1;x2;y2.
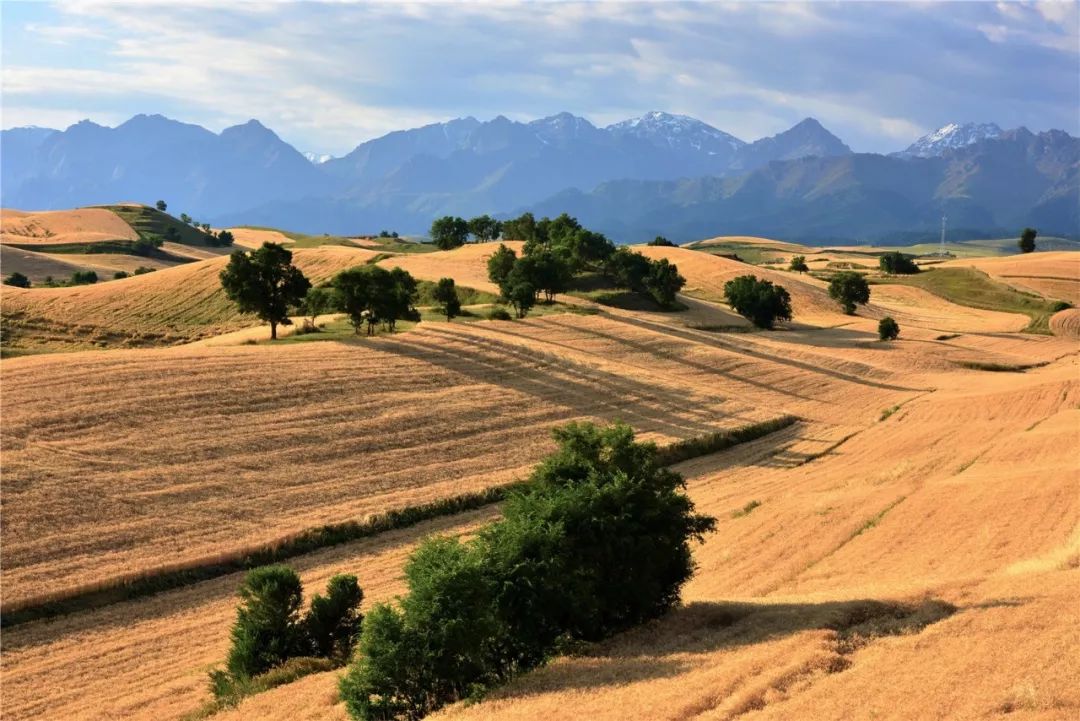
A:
374;326;756;440
486;597;957;699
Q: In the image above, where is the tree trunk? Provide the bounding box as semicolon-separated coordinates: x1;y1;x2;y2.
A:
270;322;277;340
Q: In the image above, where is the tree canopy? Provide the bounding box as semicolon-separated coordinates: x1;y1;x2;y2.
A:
333;265;419;334
468;215;502;243
879;251;919;274
432;277;461;321
430;216;470;250
828;271;871;315
219;242;311;339
723;274;793;329
1018;227;1037;254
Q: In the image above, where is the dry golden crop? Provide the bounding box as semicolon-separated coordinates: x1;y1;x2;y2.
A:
1;207;139;245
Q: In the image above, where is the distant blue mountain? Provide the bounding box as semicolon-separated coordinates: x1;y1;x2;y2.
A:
2;112;1075;243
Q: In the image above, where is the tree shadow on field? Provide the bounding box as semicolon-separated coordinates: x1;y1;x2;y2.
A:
484;597;957;699
372;327;754;440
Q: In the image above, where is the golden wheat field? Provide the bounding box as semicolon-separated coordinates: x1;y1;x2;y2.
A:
378;241;526;293
1;238;1078;721
0;207;139;245
942;251;1080;305
1;245;381;351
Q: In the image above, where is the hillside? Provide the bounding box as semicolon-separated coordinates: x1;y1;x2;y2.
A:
1;245;379;351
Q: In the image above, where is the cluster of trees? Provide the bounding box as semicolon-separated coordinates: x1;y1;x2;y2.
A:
152;199;233;247
723;275;793;329
430;214;502;249
878;251;919;275
828;271;871;315
3;272;31;288
211;566;363;698
485;213;686;317
339;422;715;721
1018;227;1038;254
220;242;425;339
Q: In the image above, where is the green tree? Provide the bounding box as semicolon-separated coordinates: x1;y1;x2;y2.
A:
878;316;900;340
723;275;793;329
216;229;235;247
644;258;686;307
304;574;364;663
432;277;461;321
70;270;98;285
879;251;919;274
468;215;502;243
828;271;871;315
605;247;652;291
155;200;167;212
225;565;305;680
3;272;31;288
502;278;536;318
486;243;518;287
180;213;192;225
563;229;615;272
430;216;469;250
301;286;336;330
113;271;129;280
500;212;538;243
648;236;676;247
219;242;311;340
513;251;572;303
1018;227;1037;254
334;265;418;335
788;255;809;272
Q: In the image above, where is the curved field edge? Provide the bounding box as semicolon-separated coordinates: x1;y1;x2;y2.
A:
0;415;798;627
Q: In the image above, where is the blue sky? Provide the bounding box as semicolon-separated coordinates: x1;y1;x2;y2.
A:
2;1;1077;155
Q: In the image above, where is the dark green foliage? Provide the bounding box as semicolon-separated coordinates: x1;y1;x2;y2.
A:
723;274;793;329
219;242;311;339
487;306;513;321
502;278;536;318
4;272;30;288
304;575;364;662
340;422;715;721
133;236;164;256
649;236;675;247
432;277;461;321
133;266;155;275
510;250;573;302
878;316;900;340
212;229;236;247
1018;227;1037;254
113;271;129;280
605;247;652;292
1050;300;1072;312
486;243;518;287
789;255;809;272
878;251;919;274
562;229;615;271
468;215;502;243
499;212;538;243
155;200;167;211
69;270;98;285
180;213;192;225
828;271;871;315
226;566;305;680
301;286;336;329
655;415;799;465
333;265;419;334
430;216;469;250
644;258;686;307
164;226;181;242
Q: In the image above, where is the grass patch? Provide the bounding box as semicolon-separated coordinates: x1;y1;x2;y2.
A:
572;289;687;312
879;405;900;421
184;657;336;720
1;415;798;628
415;281;499;306
956;360;1049;373
872;267;1063;333
657;415;798;465
731;500;761;518
102;205;218;247
848;496;906;541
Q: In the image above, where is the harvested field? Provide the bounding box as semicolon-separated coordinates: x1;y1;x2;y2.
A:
1050;308;1080;339
0;245;130;284
1;207;138;245
942;251;1080;304
378;241;525;294
224;227;297;248
0;245;378;351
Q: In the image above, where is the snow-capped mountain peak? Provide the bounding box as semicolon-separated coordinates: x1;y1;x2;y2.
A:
898;122;1003;158
606;111;746;155
303;151;333;164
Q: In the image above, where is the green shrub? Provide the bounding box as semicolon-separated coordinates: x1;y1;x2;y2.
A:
4;272;31;288
723;275;793;329
69;270;98;285
226;565;305;680
828;271;870;315
113;271;129;280
1050;300;1072;312
133;266;156;275
788;255;809;272
879;251;919;275
304;574;364;663
487;306;513;321
878;316;900;340
340;422;715;721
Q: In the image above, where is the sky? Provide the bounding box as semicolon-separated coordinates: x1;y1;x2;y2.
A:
2;1;1078;156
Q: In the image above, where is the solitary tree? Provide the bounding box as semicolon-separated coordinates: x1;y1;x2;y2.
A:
788;255;809;272
878;316;900;340
432;277;461;321
487;243;518;287
503;279;536;318
3;272;31;288
828;271;871;315
648;235;676;247
1018;227;1037;254
468;215;502;243
180;213;192;225
216;229;235;247
723;275;793;329
155;200;167;212
430;216;470;250
219;242;311;340
644;258;686;307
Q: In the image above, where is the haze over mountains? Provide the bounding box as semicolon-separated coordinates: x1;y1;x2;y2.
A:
2;113;1076;244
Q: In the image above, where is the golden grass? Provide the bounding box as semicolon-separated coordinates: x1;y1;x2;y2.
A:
0;245;380;351
223;227;297;249
377;241;525;294
1;207;138;245
1049;308;1080;340
942;251;1080;304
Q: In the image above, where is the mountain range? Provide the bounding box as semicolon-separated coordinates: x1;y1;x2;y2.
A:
2;113;1076;244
